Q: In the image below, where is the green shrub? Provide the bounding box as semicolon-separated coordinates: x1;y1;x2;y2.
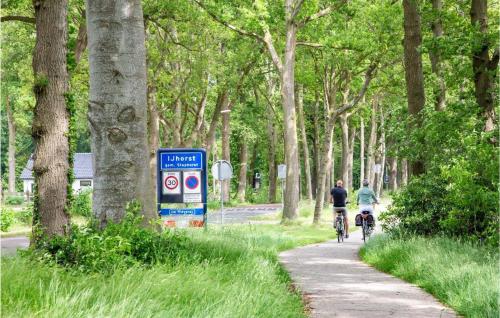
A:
17;203;33;225
1;207;15;231
380;162;499;245
70;189;92;217
5;195;24;205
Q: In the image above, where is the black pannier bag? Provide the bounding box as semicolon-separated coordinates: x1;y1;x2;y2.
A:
367;214;374;225
355;214;362;226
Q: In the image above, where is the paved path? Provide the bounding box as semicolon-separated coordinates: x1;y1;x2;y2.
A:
279;207;456;318
1;236;29;256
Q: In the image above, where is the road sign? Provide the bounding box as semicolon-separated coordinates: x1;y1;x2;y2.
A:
374;164;382;174
278;164;286;179
162;171;181;195
156;148;207;229
183;171;201;194
211;160;233;180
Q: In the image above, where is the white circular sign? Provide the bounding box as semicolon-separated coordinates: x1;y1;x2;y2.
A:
211;160;233;180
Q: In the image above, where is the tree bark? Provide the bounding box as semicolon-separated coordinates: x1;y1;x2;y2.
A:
470;0;497;132
312;95;321;197
205;90;227;158
348;125;355;190
400;158;408;187
340;113;349;187
221;101;231;202
279;17;300;221
296;84;313;200
87;0;155;227
147;83;159;193
375;108;385;197
6;96;16;194
367;96;378;187
236;140;248;202
359;117;365;187
265;89;278;203
429;0;446;111
388;156;398;191
31;0;71;238
403;0;426;176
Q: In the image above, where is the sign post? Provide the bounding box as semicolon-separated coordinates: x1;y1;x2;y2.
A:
278;164;286;210
211;160;232;225
156;148;208;229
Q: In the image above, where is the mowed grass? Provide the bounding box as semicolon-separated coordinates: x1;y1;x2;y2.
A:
1;223;336;318
360;234;499;318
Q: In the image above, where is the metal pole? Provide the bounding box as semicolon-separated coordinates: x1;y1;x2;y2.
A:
219;161;223;226
281;179;284;210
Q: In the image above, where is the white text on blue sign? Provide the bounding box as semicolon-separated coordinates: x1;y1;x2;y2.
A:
160;208;204;216
161;152;203;170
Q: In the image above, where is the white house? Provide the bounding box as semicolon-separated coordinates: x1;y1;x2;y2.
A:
20;153;94;197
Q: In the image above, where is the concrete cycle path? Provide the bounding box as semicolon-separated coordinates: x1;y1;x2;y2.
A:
279;206;456;318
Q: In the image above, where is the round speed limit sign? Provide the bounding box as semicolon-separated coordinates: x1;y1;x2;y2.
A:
162;171;181;194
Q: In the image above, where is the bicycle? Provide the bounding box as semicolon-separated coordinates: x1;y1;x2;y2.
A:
361;210;374;242
335;211;345;243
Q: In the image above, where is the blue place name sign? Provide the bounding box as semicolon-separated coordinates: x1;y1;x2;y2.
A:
160;208;204;216
160;152;203;170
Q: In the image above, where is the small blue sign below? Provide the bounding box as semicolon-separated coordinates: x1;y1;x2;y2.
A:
160;208;204;216
160;152;203;170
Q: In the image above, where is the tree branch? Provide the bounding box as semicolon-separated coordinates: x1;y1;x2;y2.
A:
263;29;283;73
298;1;347;27
334;63;377;116
1;15;35;24
193;0;264;41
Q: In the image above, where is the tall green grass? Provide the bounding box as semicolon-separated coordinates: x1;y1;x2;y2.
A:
1;224;336;318
360;234;499;318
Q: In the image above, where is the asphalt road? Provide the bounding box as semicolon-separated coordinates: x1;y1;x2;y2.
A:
1;204;280;256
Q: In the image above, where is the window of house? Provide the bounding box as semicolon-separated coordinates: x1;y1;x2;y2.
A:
80;180;92;187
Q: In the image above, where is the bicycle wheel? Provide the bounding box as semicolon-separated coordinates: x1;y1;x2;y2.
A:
362;221;366;242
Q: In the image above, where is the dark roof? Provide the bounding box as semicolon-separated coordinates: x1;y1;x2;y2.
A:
20;153;93;180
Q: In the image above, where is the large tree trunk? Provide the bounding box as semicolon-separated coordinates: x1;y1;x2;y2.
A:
221;101;231;202
359;117;365;187
470;0;498;132
296;84;313;200
348;125;355;190
31;0;71;238
403;0;426;176
340;113;349;187
87;0;156;227
430;0;446;111
367;96;378;186
265;101;278;204
280;20;300;221
6;96;16;194
236;140;248;202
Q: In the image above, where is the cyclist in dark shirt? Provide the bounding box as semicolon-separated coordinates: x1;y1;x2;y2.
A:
330;180;349;238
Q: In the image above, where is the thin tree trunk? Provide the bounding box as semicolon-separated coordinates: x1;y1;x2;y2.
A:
367;96;378;186
388;156;398;191
296;84;313;200
221;102;231;202
340;113;349;187
6;96;16;194
470;0;498;132
376;109;386;197
430;0;446;111
87;0;155;226
312;95;321;197
359;117;365;187
263;80;278;203
31;0;71;238
280;19;300;221
403;0;426;176
401;158;408;187
205;90;227;158
348;125;355;191
236;140;248;202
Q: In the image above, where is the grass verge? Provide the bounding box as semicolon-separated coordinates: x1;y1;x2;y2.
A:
2;223;336;318
360;234;499;318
